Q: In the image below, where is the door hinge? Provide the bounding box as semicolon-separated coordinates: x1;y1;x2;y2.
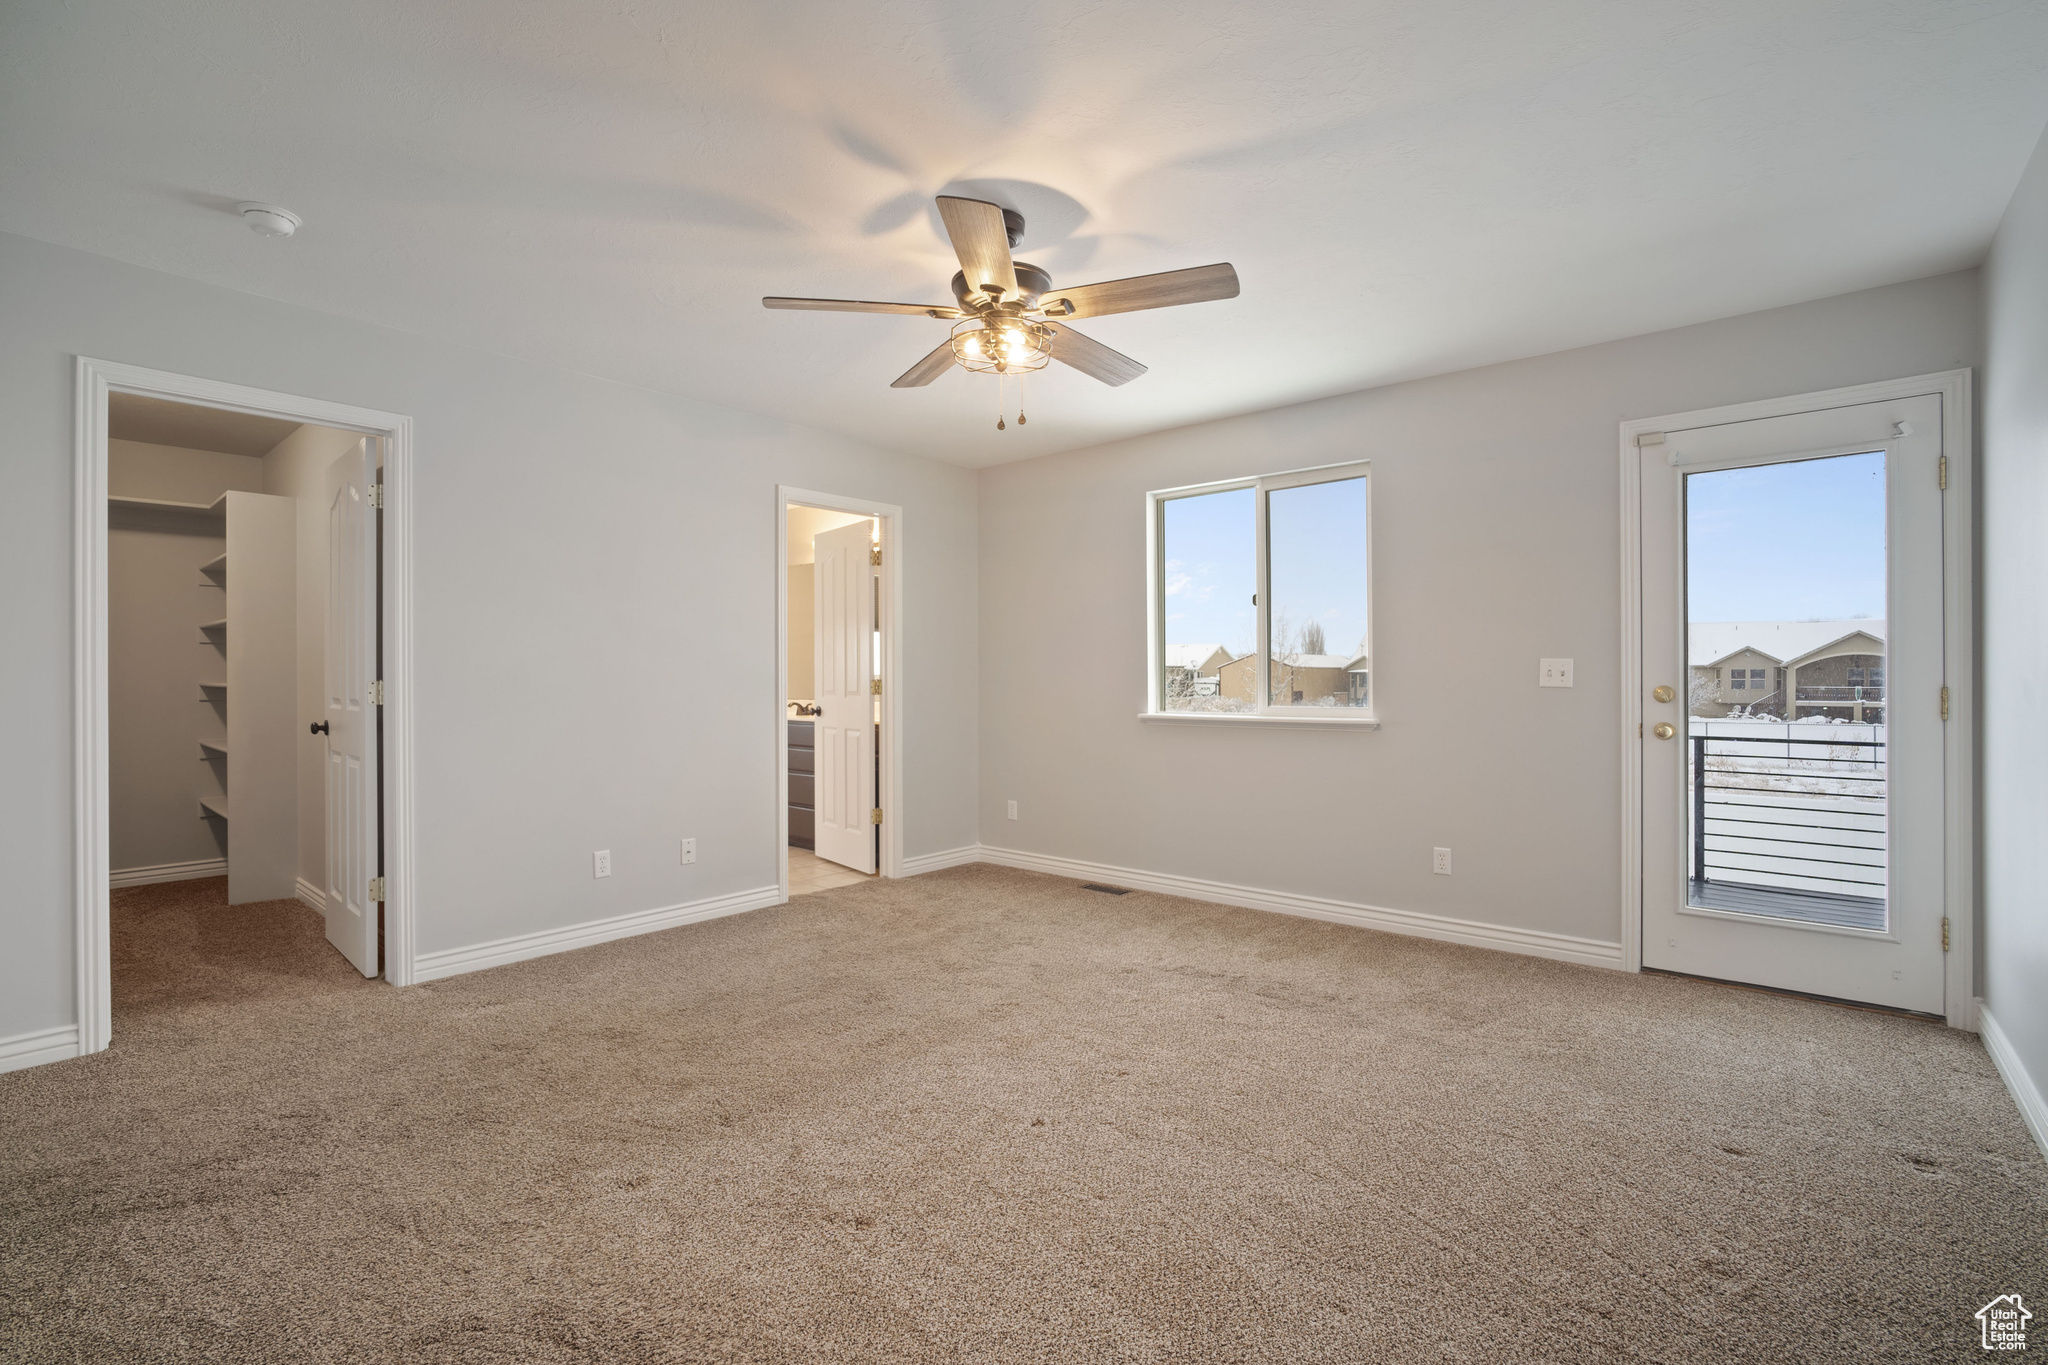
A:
870;808;883;825
869;546;881;566
369;482;385;509
370;679;385;705
368;876;386;902
1939;685;1949;721
1941;916;1950;952
1937;455;1947;491
870;678;882;695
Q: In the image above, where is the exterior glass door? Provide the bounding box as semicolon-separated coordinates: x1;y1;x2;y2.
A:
1640;393;1947;1013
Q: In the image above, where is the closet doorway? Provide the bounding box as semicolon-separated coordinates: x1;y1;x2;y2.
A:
75;360;416;1059
777;487;904;899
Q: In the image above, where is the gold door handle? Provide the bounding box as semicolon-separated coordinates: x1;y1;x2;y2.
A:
1652;685;1675;704
1652;722;1676;740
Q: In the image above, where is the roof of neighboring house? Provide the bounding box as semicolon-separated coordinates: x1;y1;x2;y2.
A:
1783;629;1887;667
1689;620;1884;668
1217;652;1369;671
1163;643;1230;669
1273;653;1370;670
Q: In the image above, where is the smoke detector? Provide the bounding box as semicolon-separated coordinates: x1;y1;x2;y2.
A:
237;202;301;238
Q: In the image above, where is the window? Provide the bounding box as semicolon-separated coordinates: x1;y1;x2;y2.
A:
1729;669;1747;690
1149;461;1372;722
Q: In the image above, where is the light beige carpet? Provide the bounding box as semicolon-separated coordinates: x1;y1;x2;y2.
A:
2;868;2041;1364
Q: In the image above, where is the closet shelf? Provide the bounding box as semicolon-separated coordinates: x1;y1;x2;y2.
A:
199;619;227;636
198;681;227;700
108;495;227;533
197;796;228;822
199;740;228;759
199;553;227;582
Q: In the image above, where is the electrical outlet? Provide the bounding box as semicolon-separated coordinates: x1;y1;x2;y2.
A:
1006;799;1018;820
593;849;612;878
1539;658;1574;688
1432;847;1452;876
680;838;696;865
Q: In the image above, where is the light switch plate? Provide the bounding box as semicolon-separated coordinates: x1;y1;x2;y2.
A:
1539;658;1574;688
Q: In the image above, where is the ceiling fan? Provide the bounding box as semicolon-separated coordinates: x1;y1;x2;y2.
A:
763;195;1239;405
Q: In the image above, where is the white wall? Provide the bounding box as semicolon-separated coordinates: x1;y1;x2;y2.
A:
978;271;1982;949
262;424;365;895
0;229;978;1048
107;440;263;871
1981;124;2048;1112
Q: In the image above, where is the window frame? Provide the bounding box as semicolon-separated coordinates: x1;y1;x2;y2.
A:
1143;459;1377;729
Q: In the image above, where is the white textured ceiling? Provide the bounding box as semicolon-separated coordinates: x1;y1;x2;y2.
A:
5;2;2045;467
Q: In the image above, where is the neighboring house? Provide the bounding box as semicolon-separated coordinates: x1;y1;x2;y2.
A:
1163;643;1234;697
1217;652;1370;706
1688;620;1886;721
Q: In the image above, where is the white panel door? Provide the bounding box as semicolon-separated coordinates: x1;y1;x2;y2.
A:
322;439;379;976
812;520;876;873
1640;394;1946;1012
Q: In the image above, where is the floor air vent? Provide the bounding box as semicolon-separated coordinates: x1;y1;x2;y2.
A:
1080;883;1133;895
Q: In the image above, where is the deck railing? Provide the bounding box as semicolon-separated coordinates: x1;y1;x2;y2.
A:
1792;685;1886;704
1691;732;1886;899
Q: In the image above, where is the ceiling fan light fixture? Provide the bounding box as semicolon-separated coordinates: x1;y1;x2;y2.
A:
951;318;1052;375
767;194;1234;398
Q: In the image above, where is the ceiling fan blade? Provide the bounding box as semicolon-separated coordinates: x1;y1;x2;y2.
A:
935;196;1019;300
1041;263;1239;319
890;341;957;388
1045;322;1147;386
764;297;962;318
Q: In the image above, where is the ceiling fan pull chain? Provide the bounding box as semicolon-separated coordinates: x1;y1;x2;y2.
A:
1018;370;1027;426
996;371;1006;430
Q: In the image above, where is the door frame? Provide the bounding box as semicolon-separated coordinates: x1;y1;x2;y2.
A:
73;357;419;1054
1617;369;1974;1030
774;486;905;898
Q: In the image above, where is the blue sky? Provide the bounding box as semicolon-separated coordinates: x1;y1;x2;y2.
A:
1686;452;1886;621
1162;476;1370;657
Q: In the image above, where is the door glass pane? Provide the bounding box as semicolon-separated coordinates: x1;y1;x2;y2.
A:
1266;476;1369;707
1684;453;1887;930
1160;486;1255;712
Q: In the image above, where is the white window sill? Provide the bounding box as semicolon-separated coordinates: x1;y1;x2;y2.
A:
1138;711;1382;730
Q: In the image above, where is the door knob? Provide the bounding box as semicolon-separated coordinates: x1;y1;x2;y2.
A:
310;721;330;735
1652;685;1675;703
1652;722;1676;740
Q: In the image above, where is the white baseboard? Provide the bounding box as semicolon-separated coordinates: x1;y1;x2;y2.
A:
295;877;326;913
974;844;1626;971
900;845;984;876
1981;1005;2048;1165
0;1024;82;1074
412;884;782;984
109;857;225;889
